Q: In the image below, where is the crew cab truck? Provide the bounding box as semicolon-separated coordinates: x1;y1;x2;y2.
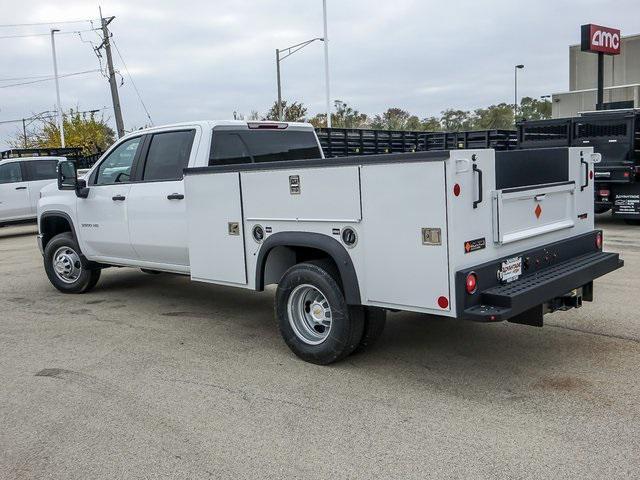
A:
38;120;623;365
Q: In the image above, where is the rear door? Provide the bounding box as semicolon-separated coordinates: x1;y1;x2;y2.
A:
127;128;198;268
23;160;59;214
0;162;31;221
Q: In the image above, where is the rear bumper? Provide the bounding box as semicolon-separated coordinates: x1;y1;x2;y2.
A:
456;231;623;323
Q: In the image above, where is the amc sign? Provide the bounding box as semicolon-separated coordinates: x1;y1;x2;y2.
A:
581;24;621;55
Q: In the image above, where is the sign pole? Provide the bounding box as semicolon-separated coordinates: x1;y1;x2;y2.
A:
597;52;604;110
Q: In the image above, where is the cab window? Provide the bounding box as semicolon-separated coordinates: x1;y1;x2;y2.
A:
142;130;195;182
25;160;58;181
0;163;23;184
95;137;141;185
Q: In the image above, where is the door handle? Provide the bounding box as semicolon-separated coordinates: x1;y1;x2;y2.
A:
167;193;184;200
15;186;27;190
112;195;126;201
473;163;483;209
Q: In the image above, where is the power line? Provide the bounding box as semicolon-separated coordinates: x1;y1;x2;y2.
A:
0;73;54;82
0;69;101;88
111;39;154;125
0;28;98;40
0;19;98;28
0;107;111;126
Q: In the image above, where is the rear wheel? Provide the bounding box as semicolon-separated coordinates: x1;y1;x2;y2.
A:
353;307;386;354
276;262;364;365
43;232;101;294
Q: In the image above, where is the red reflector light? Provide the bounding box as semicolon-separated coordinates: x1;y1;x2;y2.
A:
465;273;478;294
453;183;461;197
624;171;630;178
590;170;594;180
437;296;449;309
596;231;603;250
247;122;288;130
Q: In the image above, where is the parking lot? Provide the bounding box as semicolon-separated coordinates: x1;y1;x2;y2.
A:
0;217;638;479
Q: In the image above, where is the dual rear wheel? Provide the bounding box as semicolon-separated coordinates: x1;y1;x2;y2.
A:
275;261;386;365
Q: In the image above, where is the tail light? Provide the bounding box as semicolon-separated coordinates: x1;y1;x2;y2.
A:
465;272;478;294
598;189;610;197
596;231;603;250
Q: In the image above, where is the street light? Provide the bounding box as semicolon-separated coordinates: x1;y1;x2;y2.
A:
514;64;525;121
322;0;331;127
50;29;65;148
276;37;324;121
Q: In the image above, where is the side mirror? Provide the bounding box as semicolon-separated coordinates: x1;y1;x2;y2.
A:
57;160;90;198
57;160;77;190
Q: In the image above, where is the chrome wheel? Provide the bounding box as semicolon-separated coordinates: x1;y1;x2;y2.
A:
52;246;82;284
287;284;333;345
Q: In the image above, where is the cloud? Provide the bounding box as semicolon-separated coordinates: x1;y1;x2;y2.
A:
0;0;639;149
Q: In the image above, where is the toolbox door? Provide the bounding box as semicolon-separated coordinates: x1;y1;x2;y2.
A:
493;182;576;245
185;171;247;285
361;161;451;312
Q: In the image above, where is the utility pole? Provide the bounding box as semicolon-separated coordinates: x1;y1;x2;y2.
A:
322;0;331;127
276;49;283;121
50;29;65;148
99;7;125;137
22;118;27;148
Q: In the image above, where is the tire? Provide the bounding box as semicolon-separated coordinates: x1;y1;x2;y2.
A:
43;232;101;294
353;307;386;354
594;205;611;215
275;262;364;365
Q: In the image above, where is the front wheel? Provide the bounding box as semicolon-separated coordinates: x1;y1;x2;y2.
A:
275;262;364;365
43;232;101;294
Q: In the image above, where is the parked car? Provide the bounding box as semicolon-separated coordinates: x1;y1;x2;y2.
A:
0;156;63;226
37;121;622;364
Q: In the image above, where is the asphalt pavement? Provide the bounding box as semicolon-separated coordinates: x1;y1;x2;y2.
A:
0;216;638;479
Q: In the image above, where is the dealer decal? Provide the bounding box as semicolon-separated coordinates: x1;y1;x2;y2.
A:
464;238;486;254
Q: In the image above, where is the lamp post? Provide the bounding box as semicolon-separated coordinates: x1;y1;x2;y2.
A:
514;64;525;121
322;0;331;127
50;29;65;148
275;37;324;121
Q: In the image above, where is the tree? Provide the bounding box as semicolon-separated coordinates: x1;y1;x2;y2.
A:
472;103;514;130
264;100;308;122
370;108;414;130
519;97;552;121
421;116;442;131
440;109;474;131
10;109;115;154
331;100;369;129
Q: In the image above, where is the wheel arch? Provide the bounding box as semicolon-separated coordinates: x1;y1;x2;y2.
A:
256;231;362;305
40;211;77;249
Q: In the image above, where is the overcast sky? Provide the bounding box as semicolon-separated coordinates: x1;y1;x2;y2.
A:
1;0;639;149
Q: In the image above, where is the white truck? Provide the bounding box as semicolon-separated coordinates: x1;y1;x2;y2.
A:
0;156;63;226
37;120;623;364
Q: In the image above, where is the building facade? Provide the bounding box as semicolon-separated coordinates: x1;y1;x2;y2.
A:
552;33;640;118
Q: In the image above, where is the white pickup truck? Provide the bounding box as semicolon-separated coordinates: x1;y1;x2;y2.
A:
37;120;623;364
0;156;63;226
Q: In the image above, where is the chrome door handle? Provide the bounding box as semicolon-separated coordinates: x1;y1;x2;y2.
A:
112;195;126;201
534;194;546;202
167;193;184;200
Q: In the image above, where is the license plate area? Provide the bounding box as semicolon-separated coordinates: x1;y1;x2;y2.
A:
499;256;522;283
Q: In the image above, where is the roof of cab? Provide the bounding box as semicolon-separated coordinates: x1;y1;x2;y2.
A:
121;120;315;139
